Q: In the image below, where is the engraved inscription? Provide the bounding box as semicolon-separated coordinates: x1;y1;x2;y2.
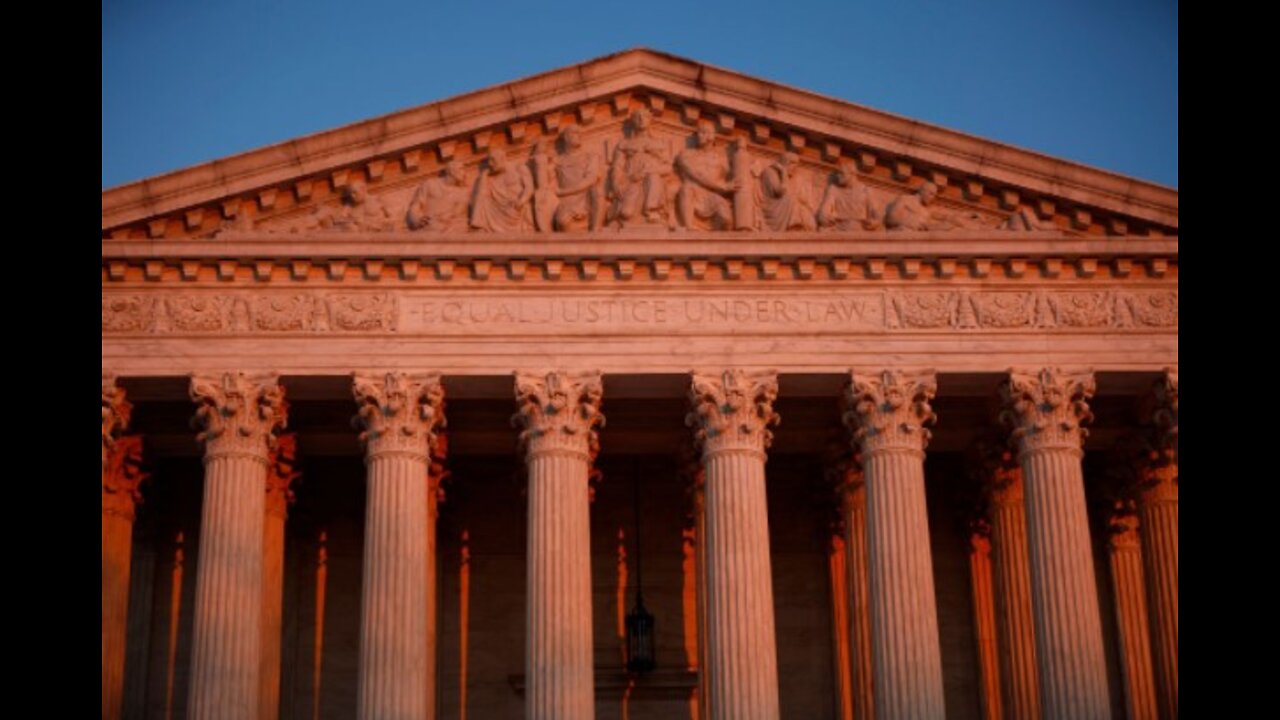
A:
406;295;884;333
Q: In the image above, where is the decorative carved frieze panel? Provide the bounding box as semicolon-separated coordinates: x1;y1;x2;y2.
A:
102;289;1176;336
132;104;1144;243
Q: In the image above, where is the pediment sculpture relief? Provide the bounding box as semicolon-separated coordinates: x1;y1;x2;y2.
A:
236;113;1074;236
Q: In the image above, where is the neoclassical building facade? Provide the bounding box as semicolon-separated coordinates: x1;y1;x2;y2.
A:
102;49;1178;720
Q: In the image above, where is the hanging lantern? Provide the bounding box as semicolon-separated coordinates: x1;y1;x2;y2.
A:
626;591;656;673
625;462;656;674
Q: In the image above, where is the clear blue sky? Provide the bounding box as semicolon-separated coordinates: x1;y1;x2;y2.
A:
102;0;1178;189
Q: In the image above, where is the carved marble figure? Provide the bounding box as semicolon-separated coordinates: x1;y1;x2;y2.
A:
885;181;987;231
530;141;556;232
407;161;471;232
607;108;674;228
758;152;817;231
817;160;882;231
675;122;737;230
306;180;395;232
470;149;535;233
551;126;603;231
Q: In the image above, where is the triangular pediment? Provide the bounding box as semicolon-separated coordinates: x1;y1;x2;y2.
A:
101;48;1177;239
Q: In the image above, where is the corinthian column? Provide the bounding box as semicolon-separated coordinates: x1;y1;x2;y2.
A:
972;440;1041;719
842;370;945;720
187;372;287;720
686;369;781;720
352;372;446;720
513;371;604;720
102;375;144;720
261;434;299;720
1000;368;1110;720
1140;370;1178;719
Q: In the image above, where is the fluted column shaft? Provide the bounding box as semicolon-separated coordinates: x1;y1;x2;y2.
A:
526;448;595;718
188;372;286;720
102;376;138;720
1138;467;1177;719
102;509;134;720
968;535;1002;720
1002;368;1110;720
688;369;782;720
515;371;604;720
1021;449;1111;719
1109;516;1158;720
702;447;781;719
827;533;854;720
359;450;430;717
989;472;1041;718
353;372;446;720
190;453;270;718
864;450;946;719
261;435;298;720
841;480;874;720
845;370;945;720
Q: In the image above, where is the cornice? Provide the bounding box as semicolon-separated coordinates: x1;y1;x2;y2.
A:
101;231;1177;285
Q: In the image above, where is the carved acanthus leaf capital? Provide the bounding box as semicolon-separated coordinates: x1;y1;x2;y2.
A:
352;372;445;460
103;435;147;520
102;374;132;471
842;369;937;455
679;441;706;522
685;369;780;456
1106;499;1142;551
999;367;1095;456
512;371;604;459
967;435;1024;507
822;438;865;537
1151;368;1178;464
265;433;300;518
190;372;287;461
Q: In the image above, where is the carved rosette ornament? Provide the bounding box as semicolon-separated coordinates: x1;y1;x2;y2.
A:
102;374;132;472
685;369;780;458
842;369;937;456
512;371;605;461
265;433;300;519
352;372;445;461
999;368;1096;458
190;372;288;463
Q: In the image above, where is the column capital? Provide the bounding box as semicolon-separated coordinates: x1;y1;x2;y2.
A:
352;372;445;461
103;435;147;521
842;369;937;456
679;441;705;523
823;441;865;538
825;439;865;505
685;368;779;458
102;373;132;470
265;433;300;519
190;372;288;462
1150;367;1179;466
513;370;604;460
1106;500;1142;551
999;367;1095;457
969;436;1024;508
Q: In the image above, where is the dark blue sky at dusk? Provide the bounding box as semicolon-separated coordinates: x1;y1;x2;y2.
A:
102;0;1177;189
